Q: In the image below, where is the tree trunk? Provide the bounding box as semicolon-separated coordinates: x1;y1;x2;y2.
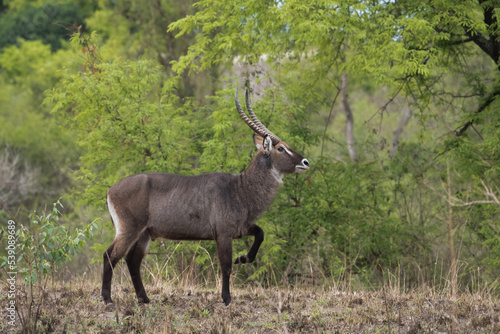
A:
341;72;358;162
446;162;456;299
390;106;413;158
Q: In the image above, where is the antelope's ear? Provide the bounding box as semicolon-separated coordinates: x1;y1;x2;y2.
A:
253;134;264;150
262;135;272;154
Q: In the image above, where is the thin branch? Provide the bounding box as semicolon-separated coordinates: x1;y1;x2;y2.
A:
390;105;413;158
470;124;484;141
447;200;499;207
446;37;474;46
366;81;405;124
423;178;500;207
321;88;342;157
480;179;500;204
455;90;499;136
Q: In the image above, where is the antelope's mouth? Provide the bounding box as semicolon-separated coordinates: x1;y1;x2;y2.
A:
295;166;309;173
295;159;310;173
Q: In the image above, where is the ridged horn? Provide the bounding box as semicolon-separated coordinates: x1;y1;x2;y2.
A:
235;87;266;137
245;89;281;145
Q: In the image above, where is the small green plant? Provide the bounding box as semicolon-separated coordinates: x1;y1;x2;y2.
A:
0;200;99;332
18;201;97;284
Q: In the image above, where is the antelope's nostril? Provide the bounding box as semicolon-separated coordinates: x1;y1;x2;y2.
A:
302;159;310;167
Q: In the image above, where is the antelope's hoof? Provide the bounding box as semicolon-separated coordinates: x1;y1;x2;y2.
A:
138;296;150;304
234;255;248;264
101;295;113;305
222;295;232;306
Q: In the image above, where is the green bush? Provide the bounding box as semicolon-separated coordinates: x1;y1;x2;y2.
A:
1;200;98;332
1;200;98;284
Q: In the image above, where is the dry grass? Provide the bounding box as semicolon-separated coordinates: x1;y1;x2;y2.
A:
2;265;499;333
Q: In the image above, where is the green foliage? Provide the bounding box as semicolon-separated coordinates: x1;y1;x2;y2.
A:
0;200;98;285
0;38;79;213
168;0;496;123
2;0;500;295
85;0;215;99
46;32;200;206
0;1;86;51
0;200;98;332
444;100;500;277
165;0;500;288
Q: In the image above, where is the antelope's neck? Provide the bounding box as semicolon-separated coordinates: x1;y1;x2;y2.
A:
238;155;282;219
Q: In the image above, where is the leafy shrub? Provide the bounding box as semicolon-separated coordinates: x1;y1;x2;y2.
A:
0;200;98;332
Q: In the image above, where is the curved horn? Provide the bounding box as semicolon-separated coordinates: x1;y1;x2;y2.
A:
245;89;281;144
235;88;266;137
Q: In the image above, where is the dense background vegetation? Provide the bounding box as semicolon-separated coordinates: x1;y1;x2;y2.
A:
1;0;500;299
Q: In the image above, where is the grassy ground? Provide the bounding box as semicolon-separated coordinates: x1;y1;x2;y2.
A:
2;272;499;333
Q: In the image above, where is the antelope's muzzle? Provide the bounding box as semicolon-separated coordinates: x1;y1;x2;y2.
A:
295;159;310;173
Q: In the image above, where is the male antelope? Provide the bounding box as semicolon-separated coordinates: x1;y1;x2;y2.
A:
101;89;310;306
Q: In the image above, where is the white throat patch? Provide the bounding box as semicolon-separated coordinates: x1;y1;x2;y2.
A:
272;168;283;184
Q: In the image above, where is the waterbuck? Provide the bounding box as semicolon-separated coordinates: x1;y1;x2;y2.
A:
101;88;310;306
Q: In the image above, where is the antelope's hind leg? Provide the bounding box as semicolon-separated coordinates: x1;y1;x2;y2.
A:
125;231;152;303
101;231;141;305
234;224;264;264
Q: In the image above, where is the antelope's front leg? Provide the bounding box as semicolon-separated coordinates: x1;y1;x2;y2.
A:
234;224;264;264
216;237;233;305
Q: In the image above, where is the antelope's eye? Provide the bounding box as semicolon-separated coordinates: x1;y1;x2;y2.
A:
277;147;284;152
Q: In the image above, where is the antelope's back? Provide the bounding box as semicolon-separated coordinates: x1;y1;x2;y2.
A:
107;172;240;240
